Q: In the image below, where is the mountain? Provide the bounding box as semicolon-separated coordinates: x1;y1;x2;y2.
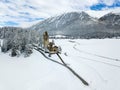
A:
30;11;120;39
99;12;120;29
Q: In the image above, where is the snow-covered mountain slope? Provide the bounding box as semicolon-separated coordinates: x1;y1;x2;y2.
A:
99;12;120;29
29;11;120;38
0;39;120;90
31;12;93;30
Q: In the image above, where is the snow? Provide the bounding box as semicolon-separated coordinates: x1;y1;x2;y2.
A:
0;39;120;90
54;35;66;38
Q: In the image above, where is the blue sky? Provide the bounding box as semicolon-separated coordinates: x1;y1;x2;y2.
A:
90;0;120;10
0;0;120;27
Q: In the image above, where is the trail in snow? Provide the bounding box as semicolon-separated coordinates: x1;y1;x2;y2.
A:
78;56;120;68
65;41;120;82
34;48;64;66
76;58;107;82
34;47;89;86
60;45;107;83
73;44;120;62
73;45;120;68
69;40;120;62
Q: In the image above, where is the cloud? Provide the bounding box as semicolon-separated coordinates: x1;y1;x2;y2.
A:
90;0;120;10
86;7;120;18
100;0;115;6
0;0;120;27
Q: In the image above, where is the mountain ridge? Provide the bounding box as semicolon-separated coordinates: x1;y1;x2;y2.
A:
30;11;120;39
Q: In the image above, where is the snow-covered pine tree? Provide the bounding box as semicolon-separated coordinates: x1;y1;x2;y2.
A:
0;27;42;57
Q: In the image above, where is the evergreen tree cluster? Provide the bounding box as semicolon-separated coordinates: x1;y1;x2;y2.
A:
0;27;41;57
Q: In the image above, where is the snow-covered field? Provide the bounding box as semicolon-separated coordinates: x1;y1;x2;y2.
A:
0;39;120;90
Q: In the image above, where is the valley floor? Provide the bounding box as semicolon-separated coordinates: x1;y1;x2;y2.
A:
0;39;120;90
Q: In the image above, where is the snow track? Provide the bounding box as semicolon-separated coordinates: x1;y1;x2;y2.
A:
54;39;120;90
34;47;89;86
72;40;120;62
73;44;120;68
73;44;120;62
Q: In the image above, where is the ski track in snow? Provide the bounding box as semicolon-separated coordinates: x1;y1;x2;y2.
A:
73;44;120;68
73;44;120;62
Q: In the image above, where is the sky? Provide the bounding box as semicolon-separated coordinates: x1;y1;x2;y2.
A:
0;0;120;27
